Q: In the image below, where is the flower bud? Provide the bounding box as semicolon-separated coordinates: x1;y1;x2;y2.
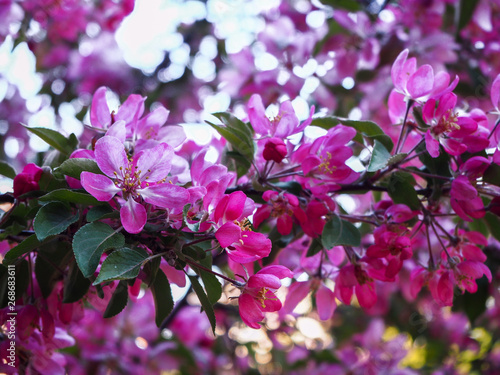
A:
13;163;43;198
263;137;287;163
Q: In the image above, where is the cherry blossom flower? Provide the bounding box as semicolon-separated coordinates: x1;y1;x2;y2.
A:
213;191;272;263
335;263;377;309
247;94;314;138
238;265;293;329
422;92;478;157
81;136;189;233
253;190;306;235
13;163;43;198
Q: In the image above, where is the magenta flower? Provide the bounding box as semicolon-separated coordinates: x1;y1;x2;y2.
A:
335;263;377;309
247;94;314;138
391;49;434;101
422;92;478;157
13;163;43;198
238;265;293;329
213;191;272;263
253;190;306;235
262;137;287;163
81;136;190;233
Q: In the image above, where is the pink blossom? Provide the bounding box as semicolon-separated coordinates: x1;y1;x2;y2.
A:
213;191;272;263
262;137;288;163
253;190;306;235
391;49;435;101
81;136;189;233
422;92;478;157
238;265;293;329
13;163;43;198
335;263;377;309
247;94;314;138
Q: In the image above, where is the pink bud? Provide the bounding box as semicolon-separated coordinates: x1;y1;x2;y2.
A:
263;137;287;163
13;163;43;198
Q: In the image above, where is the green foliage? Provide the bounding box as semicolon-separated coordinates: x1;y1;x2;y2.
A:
33;202;78;241
207;112;255;178
388;172;421;210
4;234;41;262
35;241;72;298
93;247;149;285
72;222;125;278
0;162;16;179
103;280;129;318
189;275;217;334
63;261;91;303
311;116;394;151
24;126;77;156
151;269;174;327
54;158;103;180
321;215;361;249
368;140;392;172
39;189;99;205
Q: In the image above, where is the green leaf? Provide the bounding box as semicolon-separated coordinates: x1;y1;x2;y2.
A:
86;205;116;222
33;202;78;241
93;247;148;285
483;164;500;187
321;215;361;249
103;280;129;318
39;189;99;205
311;117;394;151
63;261;91;303
306;237;323;257
212;112;254;145
0;162;16;179
73;222;125;278
54;158;103;180
367;140;392;172
321;0;361;11
199;255;222;305
24;126;76;155
189;275;217;334
151;269;174;327
457;0;479;32
4;234;40;262
485;213;500;242
0;260;29;308
388;172;421;210
35;241;72;298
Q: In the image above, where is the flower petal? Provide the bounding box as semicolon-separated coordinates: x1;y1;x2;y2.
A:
136;142;173;182
215;222;241;248
316;284;336;320
90;86;110;128
120;198;147;234
140;183;189;210
81;172;120;201
94;136;129;178
407;64;434;99
239;293;264;329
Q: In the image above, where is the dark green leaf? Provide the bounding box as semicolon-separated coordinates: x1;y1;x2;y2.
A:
4;234;40;262
35;241;72;298
0;162;16;179
321;0;361;11
0;260;29;308
208;122;255;159
24;126;75;155
151;269;174;327
33;202;78;241
143;256;161;287
457;0;479;32
93;247;148;285
103;280;129;318
367;140;392;172
306;237;323;257
63;261;91;303
39;189;99;205
322;215;361;249
388;172;421;210
86;205;116;222
483;164;500;187
485;213;500;242
199;255;222;305
311;117;393;151
189;275;216;334
54;158;103;180
73;222;125;278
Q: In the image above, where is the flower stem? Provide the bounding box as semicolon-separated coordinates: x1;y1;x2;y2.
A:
184;257;244;287
395;99;414;154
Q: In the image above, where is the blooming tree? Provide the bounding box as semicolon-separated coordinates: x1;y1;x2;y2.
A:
1;0;500;374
